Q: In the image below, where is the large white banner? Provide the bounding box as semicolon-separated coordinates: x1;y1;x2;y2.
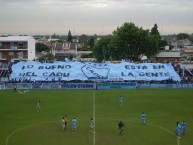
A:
10;61;181;81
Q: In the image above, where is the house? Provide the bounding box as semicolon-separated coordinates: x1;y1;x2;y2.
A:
178;39;192;48
168;39;192;49
53;41;79;60
156;51;181;62
0;36;36;63
169;40;178;48
181;48;193;59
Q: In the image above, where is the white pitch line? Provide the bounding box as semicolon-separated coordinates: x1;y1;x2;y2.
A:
5;118;89;145
17;90;30;94
93;91;96;145
5;116;180;145
23;90;29;93
177;136;180;145
148;123;175;136
6;126;29;145
17;90;23;94
5;121;58;145
96;117;179;145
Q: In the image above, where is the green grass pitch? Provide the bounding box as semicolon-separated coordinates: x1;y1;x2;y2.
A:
0;89;193;145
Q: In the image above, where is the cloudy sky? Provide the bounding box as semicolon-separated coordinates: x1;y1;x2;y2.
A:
0;0;193;35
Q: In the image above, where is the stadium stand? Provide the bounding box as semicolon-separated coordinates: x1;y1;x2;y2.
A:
0;63;9;77
1;60;193;87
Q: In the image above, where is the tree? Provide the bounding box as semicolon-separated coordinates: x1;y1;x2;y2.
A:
150;23;161;39
176;33;189;40
79;34;89;43
189;34;193;43
93;35;113;62
108;22;159;61
45;52;54;60
68;30;72;42
150;23;167;49
144;35;160;58
159;39;168;50
79;34;93;50
88;36;95;49
35;43;49;52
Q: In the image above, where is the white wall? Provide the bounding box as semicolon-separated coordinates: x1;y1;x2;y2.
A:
27;36;36;60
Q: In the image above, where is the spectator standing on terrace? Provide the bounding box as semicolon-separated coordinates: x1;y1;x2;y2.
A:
119;96;123;106
141;112;146;125
37;100;42;112
72;117;77;130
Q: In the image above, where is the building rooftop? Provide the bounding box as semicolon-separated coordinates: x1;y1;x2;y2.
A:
156;51;181;58
0;36;34;42
182;49;193;53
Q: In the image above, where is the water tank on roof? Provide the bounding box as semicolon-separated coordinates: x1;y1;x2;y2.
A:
165;46;169;50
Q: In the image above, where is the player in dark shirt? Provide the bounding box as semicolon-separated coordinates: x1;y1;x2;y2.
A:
118;121;125;134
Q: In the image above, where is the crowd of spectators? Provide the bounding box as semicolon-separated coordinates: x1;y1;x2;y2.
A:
173;64;193;83
0;60;193;84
